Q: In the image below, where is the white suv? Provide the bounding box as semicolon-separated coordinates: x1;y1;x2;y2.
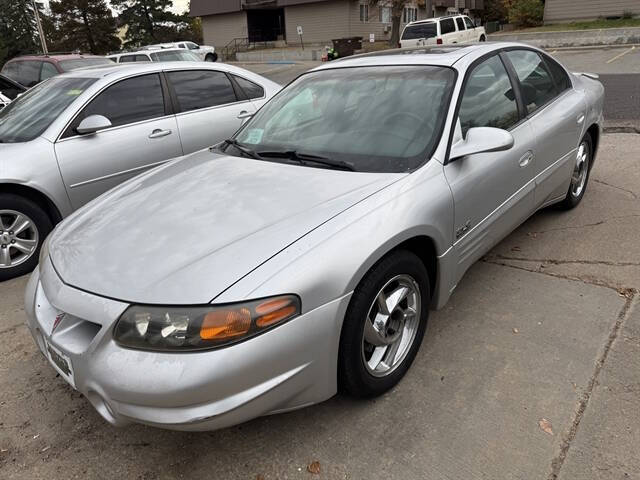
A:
148;41;218;62
400;15;486;48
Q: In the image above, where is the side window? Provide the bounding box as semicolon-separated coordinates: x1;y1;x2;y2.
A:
67;74;165;136
232;75;264;99
166;70;237;113
505;50;557;114
40;62;58;82
543;54;571;93
119;55;136;63
456;17;465;31
440;18;455;35
464;17;475;29
458;55;520;137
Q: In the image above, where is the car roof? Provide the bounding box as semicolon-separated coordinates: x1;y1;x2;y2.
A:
7;54;105;63
312;43;516;71
53;61;254;80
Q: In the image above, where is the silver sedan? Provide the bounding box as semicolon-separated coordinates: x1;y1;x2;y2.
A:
25;43;604;431
0;62;280;280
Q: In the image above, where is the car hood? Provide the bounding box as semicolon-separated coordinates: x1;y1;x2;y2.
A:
50;150;404;305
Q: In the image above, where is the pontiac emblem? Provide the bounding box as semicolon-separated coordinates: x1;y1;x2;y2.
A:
52;313;66;333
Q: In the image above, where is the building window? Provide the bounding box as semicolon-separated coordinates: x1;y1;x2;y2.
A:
380;6;392;23
403;6;418;23
360;3;369;22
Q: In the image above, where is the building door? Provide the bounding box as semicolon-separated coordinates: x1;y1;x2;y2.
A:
247;8;285;43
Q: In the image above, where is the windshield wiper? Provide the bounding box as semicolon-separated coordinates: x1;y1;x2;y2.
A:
257;150;355;171
216;139;263;160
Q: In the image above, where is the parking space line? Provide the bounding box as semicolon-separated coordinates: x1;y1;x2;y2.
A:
606;46;636;64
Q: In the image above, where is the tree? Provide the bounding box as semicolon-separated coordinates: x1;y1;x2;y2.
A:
482;0;509;23
110;0;182;48
45;0;120;55
507;0;544;27
0;0;40;66
369;0;426;47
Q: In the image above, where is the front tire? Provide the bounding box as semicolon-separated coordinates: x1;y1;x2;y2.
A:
0;194;53;281
338;250;430;397
558;133;592;209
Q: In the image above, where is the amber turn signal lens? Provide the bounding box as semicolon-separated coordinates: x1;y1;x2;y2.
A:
255;298;297;328
200;308;251;340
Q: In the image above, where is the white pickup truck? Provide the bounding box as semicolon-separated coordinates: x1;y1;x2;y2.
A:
148;41;218;62
400;15;486;48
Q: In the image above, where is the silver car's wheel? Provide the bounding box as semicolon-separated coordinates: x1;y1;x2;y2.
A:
570;141;589;198
339;250;430;397
560;133;592;210
361;274;421;377
0;210;39;269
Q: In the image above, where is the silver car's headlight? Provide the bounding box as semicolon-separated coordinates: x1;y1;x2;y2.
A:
113;295;301;352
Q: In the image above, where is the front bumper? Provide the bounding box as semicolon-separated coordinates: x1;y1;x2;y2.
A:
25;258;350;431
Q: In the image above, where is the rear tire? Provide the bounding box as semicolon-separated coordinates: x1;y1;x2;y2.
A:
558;133;593;210
205;53;218;62
0;194;53;282
338;250;430;398
479;35;486;42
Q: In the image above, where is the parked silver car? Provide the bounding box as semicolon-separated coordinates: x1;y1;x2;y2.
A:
0;62;280;280
25;43;604;431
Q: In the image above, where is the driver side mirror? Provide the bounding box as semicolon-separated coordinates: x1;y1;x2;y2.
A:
76;114;112;135
449;127;514;161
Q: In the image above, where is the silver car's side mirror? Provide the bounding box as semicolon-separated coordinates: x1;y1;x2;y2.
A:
76;115;112;135
449;127;514;161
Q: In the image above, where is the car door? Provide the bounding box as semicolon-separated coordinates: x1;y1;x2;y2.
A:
439;17;457;44
503;49;585;207
54;73;182;209
444;53;537;283
455;17;468;43
464;17;477;41
165;69;257;154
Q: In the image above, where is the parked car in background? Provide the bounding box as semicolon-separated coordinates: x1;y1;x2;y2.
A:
400;15;486;48
107;48;202;64
24;43;603;431
0;74;26;110
0;62;280;280
1;54;114;87
148;41;218;62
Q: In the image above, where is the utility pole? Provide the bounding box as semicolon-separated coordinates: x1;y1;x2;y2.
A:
32;0;48;54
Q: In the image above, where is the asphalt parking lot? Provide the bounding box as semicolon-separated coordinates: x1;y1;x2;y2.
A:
1;49;639;479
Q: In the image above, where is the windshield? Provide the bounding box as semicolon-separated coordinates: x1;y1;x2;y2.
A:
233;66;455;173
58;58;114;71
402;23;437;40
150;50;200;62
0;77;96;143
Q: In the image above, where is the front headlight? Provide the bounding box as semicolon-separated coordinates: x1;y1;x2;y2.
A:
113;295;301;352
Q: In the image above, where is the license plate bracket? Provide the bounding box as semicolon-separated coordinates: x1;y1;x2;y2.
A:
45;340;76;389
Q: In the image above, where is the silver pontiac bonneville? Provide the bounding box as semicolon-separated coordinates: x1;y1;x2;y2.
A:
25;43;604;431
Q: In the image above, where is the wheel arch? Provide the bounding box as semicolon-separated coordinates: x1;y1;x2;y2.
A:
0;183;63;224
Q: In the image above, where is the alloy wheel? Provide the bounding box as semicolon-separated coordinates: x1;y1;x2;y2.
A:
0;210;39;269
571;141;590;198
361;274;421;377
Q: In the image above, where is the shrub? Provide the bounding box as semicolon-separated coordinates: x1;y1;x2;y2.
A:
508;0;544;27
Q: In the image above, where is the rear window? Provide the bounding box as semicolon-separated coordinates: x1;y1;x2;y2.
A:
401;22;437;40
58;58;114;71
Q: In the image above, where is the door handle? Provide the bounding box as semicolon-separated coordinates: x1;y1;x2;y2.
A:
519;151;534;168
148;129;171;139
237;111;254;120
577;113;585;125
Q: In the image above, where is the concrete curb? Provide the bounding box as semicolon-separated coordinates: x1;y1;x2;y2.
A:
489;26;640;49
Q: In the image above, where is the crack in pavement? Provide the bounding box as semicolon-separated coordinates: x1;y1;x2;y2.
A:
487;254;640;268
529;214;640;235
592;179;639;200
547;294;638;480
